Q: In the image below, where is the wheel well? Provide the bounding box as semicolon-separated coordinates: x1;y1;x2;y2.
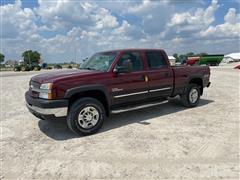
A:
68;90;109;116
189;78;203;95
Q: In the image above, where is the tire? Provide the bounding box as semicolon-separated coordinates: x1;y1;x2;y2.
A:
21;66;26;71
67;97;105;136
181;84;201;107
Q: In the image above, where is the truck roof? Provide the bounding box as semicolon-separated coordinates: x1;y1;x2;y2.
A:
98;48;165;53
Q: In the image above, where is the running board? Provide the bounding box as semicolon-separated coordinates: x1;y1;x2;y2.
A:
111;100;169;114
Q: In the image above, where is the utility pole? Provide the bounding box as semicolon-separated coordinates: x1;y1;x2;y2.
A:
74;44;77;64
28;51;30;65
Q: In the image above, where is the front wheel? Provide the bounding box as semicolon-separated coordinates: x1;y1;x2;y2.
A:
67;97;105;136
181;84;201;107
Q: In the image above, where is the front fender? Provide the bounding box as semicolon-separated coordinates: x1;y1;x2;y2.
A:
64;84;111;112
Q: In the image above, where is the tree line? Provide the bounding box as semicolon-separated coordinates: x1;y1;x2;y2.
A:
0;50;41;66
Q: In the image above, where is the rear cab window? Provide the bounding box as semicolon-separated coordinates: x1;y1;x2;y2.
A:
145;51;167;69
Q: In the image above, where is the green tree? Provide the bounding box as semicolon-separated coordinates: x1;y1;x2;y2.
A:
22;50;41;65
198;52;208;56
186;52;195;57
70;61;76;64
173;53;179;62
178;54;188;63
0;53;5;64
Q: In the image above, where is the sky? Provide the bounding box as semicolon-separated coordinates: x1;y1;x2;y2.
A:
0;0;240;63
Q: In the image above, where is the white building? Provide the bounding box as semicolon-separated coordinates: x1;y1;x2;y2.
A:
168;56;176;66
221;53;240;64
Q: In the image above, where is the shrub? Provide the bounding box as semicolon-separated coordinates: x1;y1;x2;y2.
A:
21;65;30;71
14;65;21;71
54;64;62;69
34;66;41;71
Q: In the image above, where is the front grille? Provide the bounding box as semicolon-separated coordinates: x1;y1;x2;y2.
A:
30;81;40;89
30;81;40;97
31;91;39;98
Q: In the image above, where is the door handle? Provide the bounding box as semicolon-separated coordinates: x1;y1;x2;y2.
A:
144;75;149;82
140;75;149;82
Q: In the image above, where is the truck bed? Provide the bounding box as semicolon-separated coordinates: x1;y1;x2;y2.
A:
171;65;210;96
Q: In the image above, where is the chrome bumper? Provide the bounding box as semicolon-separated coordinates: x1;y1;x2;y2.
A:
26;103;68;117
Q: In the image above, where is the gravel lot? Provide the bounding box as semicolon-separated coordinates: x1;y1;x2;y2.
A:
1;65;239;179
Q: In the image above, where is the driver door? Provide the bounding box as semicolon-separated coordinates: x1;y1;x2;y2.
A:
110;51;149;107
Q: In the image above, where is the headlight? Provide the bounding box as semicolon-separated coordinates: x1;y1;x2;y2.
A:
39;83;53;99
40;83;52;90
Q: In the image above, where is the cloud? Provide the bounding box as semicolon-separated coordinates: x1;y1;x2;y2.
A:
0;0;41;59
1;0;37;39
157;0;239;54
1;0;239;62
163;0;220;39
113;20;145;39
224;8;240;24
126;0;175;35
200;8;240;39
37;0;119;32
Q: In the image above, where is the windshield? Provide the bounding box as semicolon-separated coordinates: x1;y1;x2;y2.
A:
80;52;117;71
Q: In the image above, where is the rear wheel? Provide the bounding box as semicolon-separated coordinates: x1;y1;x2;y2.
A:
67;97;105;136
181;84;201;107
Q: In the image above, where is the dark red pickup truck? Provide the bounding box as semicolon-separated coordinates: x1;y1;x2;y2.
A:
25;49;210;135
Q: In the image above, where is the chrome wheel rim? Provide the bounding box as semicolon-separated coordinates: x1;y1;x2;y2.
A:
78;106;100;129
189;88;199;104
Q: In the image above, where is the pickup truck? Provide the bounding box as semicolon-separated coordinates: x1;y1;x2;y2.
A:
25;49;211;135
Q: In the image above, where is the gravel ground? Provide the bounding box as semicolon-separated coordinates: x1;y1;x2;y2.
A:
1;65;239;179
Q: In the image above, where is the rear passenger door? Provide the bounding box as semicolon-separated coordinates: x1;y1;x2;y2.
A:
144;51;173;98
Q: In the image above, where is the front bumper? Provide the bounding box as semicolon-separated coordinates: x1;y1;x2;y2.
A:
26;103;68;117
25;91;68;118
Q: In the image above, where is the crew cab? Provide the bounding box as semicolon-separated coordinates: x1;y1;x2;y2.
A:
25;49;211;135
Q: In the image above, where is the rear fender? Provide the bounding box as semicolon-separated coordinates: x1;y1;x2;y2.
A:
184;74;203;94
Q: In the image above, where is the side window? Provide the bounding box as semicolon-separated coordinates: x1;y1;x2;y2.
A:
145;51;167;69
117;52;143;71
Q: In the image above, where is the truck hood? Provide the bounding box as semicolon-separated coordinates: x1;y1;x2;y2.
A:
31;69;99;83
